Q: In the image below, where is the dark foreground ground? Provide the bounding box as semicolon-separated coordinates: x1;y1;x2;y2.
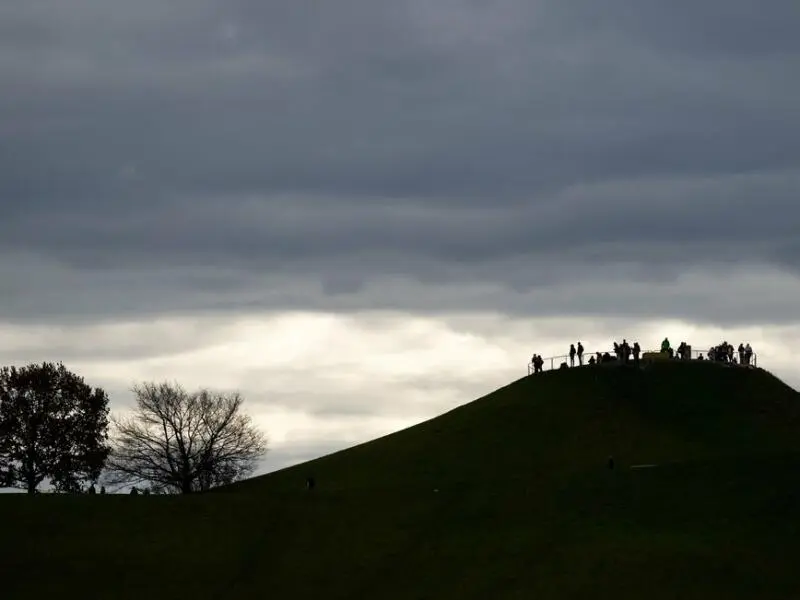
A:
3;361;800;599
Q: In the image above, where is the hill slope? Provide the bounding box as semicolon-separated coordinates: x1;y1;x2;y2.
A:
3;361;800;599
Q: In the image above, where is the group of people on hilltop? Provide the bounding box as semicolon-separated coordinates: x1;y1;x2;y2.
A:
587;340;642;366
568;342;585;366
530;353;546;373
702;341;754;365
661;338;756;365
530;337;756;373
658;338;691;359
532;339;644;372
611;339;641;365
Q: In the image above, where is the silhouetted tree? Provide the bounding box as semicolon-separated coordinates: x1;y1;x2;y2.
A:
0;362;110;494
106;382;267;494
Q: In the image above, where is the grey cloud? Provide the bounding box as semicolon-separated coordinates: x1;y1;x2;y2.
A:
6;168;800;270
1;0;799;326
0;318;236;364
256;373;500;420
570;0;800;58
2;248;800;327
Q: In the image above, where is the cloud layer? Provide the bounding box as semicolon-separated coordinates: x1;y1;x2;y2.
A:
2;0;799;325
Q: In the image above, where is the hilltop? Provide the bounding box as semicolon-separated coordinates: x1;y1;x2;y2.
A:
3;360;800;599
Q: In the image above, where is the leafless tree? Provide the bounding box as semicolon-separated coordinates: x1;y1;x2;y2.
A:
105;382;267;494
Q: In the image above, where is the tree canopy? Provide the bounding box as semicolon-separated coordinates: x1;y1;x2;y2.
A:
0;362;110;493
106;382;267;494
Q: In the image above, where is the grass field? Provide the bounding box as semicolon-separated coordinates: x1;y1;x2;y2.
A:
3;360;800;599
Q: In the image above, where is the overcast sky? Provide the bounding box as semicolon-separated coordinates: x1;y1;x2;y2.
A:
1;0;799;481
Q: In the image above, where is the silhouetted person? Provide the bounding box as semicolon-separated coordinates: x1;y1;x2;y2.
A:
569;344;576;367
745;343;753;365
130;487;139;495
100;486;106;495
588;355;596;365
143;488;150;496
607;455;615;470
622;339;630;363
738;343;745;364
577;342;584;366
632;342;640;366
88;484;96;495
306;476;315;491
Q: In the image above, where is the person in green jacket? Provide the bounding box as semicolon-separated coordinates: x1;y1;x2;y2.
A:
661;337;675;358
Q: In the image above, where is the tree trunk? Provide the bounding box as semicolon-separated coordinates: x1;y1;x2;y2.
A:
25;453;38;494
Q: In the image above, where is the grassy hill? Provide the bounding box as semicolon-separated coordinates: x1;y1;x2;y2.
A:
3;360;800;599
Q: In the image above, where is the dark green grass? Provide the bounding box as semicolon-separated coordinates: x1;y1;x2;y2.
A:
3;361;800;599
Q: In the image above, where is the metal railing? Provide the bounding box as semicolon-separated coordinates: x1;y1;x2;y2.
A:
527;347;757;375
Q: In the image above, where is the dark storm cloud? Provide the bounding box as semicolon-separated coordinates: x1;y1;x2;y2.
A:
1;0;799;323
